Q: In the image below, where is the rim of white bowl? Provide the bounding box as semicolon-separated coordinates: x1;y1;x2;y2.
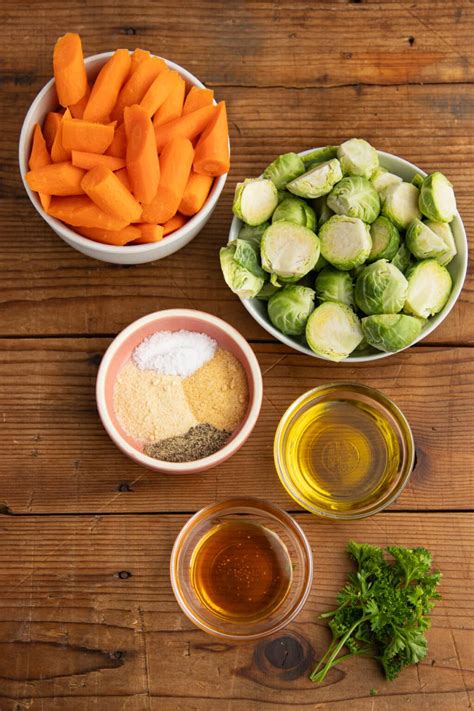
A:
228;148;468;362
19;51;228;256
96;309;263;473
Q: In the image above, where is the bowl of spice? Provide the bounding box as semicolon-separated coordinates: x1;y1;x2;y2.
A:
96;309;263;473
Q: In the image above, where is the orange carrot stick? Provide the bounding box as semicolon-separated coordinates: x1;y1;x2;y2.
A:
124;104;160;204
69;83;91;119
130;223;164;244
129;48;151;75
81;165;142;222
50;108;72;162
29;124;52;210
83;49;131;123
152;75;185;128
183;86;214;115
139;69;182;118
43;112;62;152
77;224;141;246
47;195;129;230
112;56;167;122
141;136;194;223
26;162;86;196
71;150;125;171
179;170;213;216
115;167;132;191
62;119;114;154
162;213;187;235
154;104;216;152
193;101;230;177
105;123;127;158
53;33;88;107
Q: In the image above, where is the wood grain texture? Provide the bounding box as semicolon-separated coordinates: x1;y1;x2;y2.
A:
0;340;472;514
0;513;471;710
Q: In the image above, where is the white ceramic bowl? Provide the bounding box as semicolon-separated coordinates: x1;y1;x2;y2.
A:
19;52;228;265
96;309;263;474
228;149;468;362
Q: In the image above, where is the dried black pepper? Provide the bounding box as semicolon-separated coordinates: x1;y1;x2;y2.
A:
144;423;231;463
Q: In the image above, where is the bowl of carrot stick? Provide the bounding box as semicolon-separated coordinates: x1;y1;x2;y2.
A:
19;34;230;264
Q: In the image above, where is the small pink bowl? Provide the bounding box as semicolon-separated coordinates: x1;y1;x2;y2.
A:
96;309;263;473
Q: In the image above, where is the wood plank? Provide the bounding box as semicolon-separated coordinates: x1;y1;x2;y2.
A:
0;340;472;514
0;512;471;710
1;81;473;341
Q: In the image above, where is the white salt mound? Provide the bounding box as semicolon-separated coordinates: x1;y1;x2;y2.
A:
133;329;217;378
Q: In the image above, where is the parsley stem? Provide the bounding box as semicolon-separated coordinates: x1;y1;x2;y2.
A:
310;615;368;683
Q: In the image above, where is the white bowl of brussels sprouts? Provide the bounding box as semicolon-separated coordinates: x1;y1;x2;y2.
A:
222;139;467;362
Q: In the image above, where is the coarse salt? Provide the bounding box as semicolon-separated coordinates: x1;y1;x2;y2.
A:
133;329;217;378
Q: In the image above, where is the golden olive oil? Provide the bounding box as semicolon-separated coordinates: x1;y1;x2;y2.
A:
190;521;292;622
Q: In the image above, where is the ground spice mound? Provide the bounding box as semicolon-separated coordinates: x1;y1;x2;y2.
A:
144;424;230;462
183;348;249;431
114;362;197;443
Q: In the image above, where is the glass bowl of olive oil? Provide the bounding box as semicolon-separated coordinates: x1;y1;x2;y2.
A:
274;383;415;520
170;498;313;640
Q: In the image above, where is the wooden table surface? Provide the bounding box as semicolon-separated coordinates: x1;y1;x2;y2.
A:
1;1;473;709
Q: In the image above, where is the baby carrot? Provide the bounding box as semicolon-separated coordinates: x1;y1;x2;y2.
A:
77;224;141;246
140;69;182;118
193;101;230;176
83;49;131;123
183;86;214;115
81;165;142;223
50;108;72;163
162;213;187;235
69;83;91;119
43;112;62;152
71;150;126;171
179;170;213;216
141;136;194;224
129;48;151;75
29;124;52;210
26;162;86;196
152;75;185;128
115;167;132;191
154;104;216;152
53;33;88;107
105;123;127;158
124;104;160;204
112;56;167;122
47;195;129;230
130;223;164;244
62;119;115;154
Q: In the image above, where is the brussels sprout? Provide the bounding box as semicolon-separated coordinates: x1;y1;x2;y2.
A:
319;215;372;271
327;176;380;223
406;219;453;265
314;253;329;272
257;282;281;301
368;216;400;262
272;197;316;231
382;181;421;230
371;167;403;201
268;285;316;336
306;302;363;361
315;267;354;307
220;244;265;299
233;239;264;278
302;145;338;167
419;172;457;223
277;189;292;203
362;314;423;352
312;195;334;228
411;173;424;189
337;138;379;178
404;259;452;318
233;178;278;226
286;159;343;199
391;241;413;273
355;259;408;315
261;221;320;281
425;220;457;265
237;221;269;250
263;152;306;190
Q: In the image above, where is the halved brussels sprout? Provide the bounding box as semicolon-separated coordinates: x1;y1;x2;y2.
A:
361;314;423;352
319;215;372;271
257;282;281;301
368;216;400;262
382;181;421;230
233;238;264;278
391;241;413;273
220;244;265;299
327;176;380;223
302;145;338;167
268;285;315;335
311;195;334;228
263;152;306;190
425;220;457;265
411;173;424;189
315;267;354;307
371;167;403;202
272;196;316;231
238;221;269;250
337;138;379;178
306;302;363;361
406;219;453;265
403;259;452;318
233;178;278;226
419;172;456;223
261;221;320;281
286;159;343;199
355;259;408;315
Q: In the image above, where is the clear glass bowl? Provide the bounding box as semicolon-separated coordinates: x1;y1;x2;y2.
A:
170;498;313;640
274;383;415;520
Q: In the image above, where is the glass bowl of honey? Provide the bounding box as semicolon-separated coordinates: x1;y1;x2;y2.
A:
274;383;415;520
170;498;313;640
